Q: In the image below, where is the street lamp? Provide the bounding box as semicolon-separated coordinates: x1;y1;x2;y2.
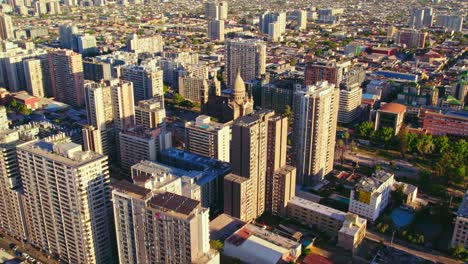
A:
390;230;396;247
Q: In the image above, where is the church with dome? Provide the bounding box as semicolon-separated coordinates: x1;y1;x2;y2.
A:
203;70;254;123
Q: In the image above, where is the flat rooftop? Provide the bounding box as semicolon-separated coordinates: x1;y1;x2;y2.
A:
209;213;246;241
356;170;394;193
147;192;200;217
288;196;346;222
112;180;152;200
457;191;468;217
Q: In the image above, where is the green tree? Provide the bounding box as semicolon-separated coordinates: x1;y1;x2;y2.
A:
284;105;293;125
434;136;450;154
416;134;434;157
179;100;195;109
392;184;405;207
289;58;297;66
173;93;184;105
209;240;223;252
357;121;374;138
375;127;394;146
163;84;170;93
452;244;468;261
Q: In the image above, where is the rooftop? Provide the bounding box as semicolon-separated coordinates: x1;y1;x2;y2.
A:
288;196;346;222
147;192;200;217
356;170;394;193
379;103;407;114
112;180;152;200
457;191;468;218
226;224;300;250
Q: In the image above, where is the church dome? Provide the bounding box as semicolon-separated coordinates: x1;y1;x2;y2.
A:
232;70;246;104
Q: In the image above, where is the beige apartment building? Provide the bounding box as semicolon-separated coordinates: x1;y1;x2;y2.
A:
135;97;166;129
293;81;339;185
112;181;219;264
225;39;266;88
185;115;230;162
17;134;114;263
111;79;135;131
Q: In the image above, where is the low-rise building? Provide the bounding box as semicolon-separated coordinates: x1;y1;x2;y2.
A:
422;110;468;137
451;191;468;248
349;170;395;221
223;223;301;264
375;103;406;135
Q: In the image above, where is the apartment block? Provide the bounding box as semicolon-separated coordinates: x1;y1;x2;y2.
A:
225;39;266;88
185;115;230;162
451;192;468;248
112;181;219;264
17;134;114;263
135;97;165;130
126;34;163;54
293;81;339;185
121;64;164;103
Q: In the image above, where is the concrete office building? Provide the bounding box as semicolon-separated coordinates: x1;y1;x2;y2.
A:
259;11;286;35
121;64;164;103
135;97;165;130
126;34;163;54
17;134;114;263
48;49;84;106
83;59;112;82
293;81;339;185
349;170;395;221
111;79;135;131
119;126;171;171
178;75;209;103
112;182;219;264
0;14;14;40
225;39;266;88
374;103;406;135
204;1;228;20
185;115;230;162
224;110;273;221
208;19;224;41
23;58;46;97
451;192;468;248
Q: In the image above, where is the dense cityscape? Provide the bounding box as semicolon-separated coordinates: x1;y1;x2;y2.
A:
0;0;466;263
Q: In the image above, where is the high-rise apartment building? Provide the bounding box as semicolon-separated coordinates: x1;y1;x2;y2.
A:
224;110;273;221
409;7;433;29
0;14;14;40
435;14;464;32
0;107;8;130
208;19;225;41
119;126;171;171
135;97;166;129
178;75;209;103
17;134;114;263
23;58;46;97
295;10;307;31
338;66;366;124
48;49;85;106
59;24;79;50
204;1;228;20
265;114;296;215
121;64;164;103
0;126;37;241
293;81;339;185
34;0;61;16
268;22;281;42
77;34;97;56
394;29;427;48
111;79;135;131
112;182;218;264
259;11;286;35
83;58;112;82
126;34;163;54
185;115;230;162
225;39;266;88
304;61;348;87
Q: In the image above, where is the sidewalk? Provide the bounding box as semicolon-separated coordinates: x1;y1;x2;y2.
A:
0;232;59;264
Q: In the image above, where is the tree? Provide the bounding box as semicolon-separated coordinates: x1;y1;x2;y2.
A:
173;93;184;105
179;100;195;109
375;127;394;146
284;105;293;125
344;132;350;145
337;139;345;165
416;134;434;157
392;184;405;207
289;58;296;66
452;244;468;261
210;240;223;252
357;121;374;139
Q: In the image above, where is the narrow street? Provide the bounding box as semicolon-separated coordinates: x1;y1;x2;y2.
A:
366;230;460;264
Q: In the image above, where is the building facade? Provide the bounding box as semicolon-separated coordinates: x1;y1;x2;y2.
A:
225;39;266;88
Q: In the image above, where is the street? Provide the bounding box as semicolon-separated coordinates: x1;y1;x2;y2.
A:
366;230;460;264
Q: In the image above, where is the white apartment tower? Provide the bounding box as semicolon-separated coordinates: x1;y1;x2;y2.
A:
17;134;114;263
208;19;225;41
0;14;14;40
225;39;266;88
204;1;228;20
185;115;230;162
293;81;339;185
